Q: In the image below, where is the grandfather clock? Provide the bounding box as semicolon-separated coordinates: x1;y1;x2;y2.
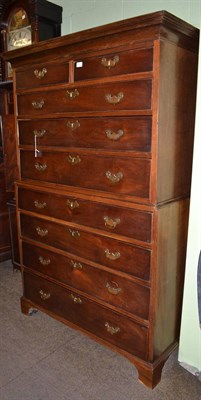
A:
0;0;62;80
0;0;62;268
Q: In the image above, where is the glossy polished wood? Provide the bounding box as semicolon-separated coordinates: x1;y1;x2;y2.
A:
74;47;153;80
7;199;20;267
17;80;152;116
18;186;152;242
18;116;152;151
20;150;151;198
16;60;69;89
20;213;151;280
1;114;18;192
0;90;12;261
7;10;199;389
23;271;149;360
22;241;150;319
0;164;11;261
0;87;19;267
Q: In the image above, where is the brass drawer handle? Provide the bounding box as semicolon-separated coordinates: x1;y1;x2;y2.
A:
66;89;79;99
70;293;82;304
34;68;47;79
101;55;119;69
104;216;120;229
105;129;124;140
34;200;47;209
69;229;80;238
66;199;79;210
106;171;123;183
105;92;124;105
35;162;47;172
70;260;83;270
105;249;120;260
39;256;51;266
66;120;80;130
39;290;50;300
33;129;46;138
36;226;48;237
67;155;81;165
32;100;44;109
106;281;121;295
105;322;120;335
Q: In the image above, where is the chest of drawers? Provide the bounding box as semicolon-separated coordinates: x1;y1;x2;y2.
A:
5;11;199;389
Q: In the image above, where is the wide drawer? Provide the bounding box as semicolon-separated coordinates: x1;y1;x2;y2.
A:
23;271;149;360
20;214;151;281
20;151;151;199
18;187;152;243
18;116;152;152
22;242;150;319
17;80;152;115
16;61;69;90
74;47;153;80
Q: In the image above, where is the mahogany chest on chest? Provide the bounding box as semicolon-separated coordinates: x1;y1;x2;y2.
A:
5;11;199;388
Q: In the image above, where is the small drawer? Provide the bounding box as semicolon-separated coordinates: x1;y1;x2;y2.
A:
23;271;149;360
16;61;69;90
74;47;153;80
22;242;150;319
18;187;152;243
20;151;151;199
17;80;152;115
18;116;152;152
20;214;151;281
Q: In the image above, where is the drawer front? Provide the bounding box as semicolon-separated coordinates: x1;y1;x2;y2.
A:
17;80;152;115
20;151;150;199
74;47;153;80
18;116;152;152
20;214;151;281
18;187;152;243
24;271;148;360
16;61;69;90
22;242;150;319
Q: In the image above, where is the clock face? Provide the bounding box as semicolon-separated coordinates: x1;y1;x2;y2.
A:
7;8;32;51
7;26;32;50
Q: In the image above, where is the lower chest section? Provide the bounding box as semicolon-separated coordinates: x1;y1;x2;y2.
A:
18;184;152;361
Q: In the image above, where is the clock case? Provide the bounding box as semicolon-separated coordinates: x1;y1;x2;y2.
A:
0;0;63;81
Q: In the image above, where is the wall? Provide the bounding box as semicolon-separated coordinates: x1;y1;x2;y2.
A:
53;0;201;34
179;36;201;376
52;0;201;373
